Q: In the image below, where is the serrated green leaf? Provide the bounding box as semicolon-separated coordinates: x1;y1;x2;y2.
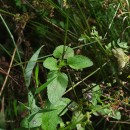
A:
43;57;59;70
67;55;93;70
25;46;44;87
42;110;61;130
53;45;74;59
47;71;68;104
41;100;65;130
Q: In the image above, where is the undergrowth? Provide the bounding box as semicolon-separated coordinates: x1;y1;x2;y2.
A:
0;0;130;130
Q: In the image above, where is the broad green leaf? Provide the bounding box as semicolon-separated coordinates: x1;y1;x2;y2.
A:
47;71;58;79
43;57;59;70
67;55;93;70
53;45;74;59
25;46;43;87
21;109;56;129
42;110;61;130
47;71;68;104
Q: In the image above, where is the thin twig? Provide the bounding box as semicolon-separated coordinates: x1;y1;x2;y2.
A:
0;48;16;96
103;4;120;39
110;120;130;124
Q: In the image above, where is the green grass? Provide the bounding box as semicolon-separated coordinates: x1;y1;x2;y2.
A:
0;0;130;130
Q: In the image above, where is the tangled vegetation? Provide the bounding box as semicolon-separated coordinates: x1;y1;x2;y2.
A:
0;0;130;130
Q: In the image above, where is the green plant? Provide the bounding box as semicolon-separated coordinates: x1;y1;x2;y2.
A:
43;45;93;104
1;0;130;129
19;45;93;130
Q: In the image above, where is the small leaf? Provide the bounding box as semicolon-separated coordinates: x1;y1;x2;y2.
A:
117;39;128;49
43;57;59;70
15;0;22;7
25;46;44;87
53;45;74;59
127;75;130;78
47;71;68;104
112;110;121;120
91;85;102;105
76;123;85;130
72;111;84;123
67;55;93;70
58;60;66;68
78;34;90;43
